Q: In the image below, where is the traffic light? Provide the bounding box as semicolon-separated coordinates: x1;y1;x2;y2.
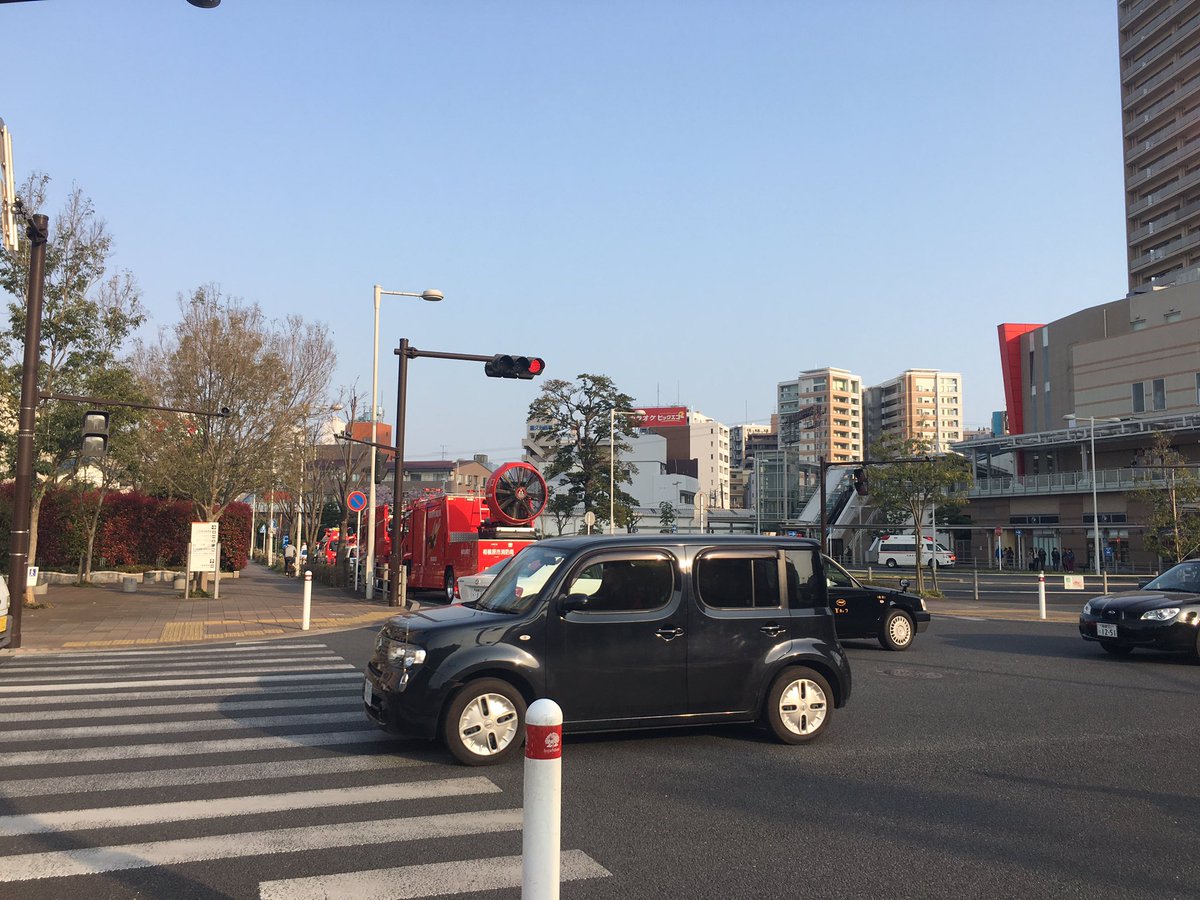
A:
81;411;110;460
374;451;391;484
484;355;545;380
852;467;869;497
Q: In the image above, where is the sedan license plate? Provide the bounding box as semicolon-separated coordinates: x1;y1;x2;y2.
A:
363;679;373;705
1097;623;1118;638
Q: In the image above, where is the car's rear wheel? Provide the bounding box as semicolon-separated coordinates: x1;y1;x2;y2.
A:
444;568;456;603
442;678;526;766
885;558;897;568
879;609;915;651
1100;641;1134;657
764;666;832;744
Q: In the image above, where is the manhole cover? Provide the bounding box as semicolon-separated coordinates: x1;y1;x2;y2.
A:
881;668;944;679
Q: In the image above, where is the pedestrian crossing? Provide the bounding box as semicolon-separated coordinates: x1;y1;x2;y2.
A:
0;640;611;897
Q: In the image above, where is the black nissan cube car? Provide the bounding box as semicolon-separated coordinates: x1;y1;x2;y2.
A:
364;535;852;765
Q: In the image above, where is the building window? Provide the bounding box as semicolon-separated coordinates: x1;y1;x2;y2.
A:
1153;378;1166;410
1133;382;1145;413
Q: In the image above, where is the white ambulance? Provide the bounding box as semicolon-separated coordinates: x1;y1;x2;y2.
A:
868;534;956;568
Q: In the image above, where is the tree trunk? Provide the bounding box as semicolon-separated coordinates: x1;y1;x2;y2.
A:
24;488;47;606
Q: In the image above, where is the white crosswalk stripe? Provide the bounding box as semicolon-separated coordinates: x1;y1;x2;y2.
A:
0;640;611;896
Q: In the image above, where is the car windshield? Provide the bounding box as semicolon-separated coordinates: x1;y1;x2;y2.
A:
475;545;570;614
1142;561;1200;593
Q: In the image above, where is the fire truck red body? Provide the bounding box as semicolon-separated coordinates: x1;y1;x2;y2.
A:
373;462;547;597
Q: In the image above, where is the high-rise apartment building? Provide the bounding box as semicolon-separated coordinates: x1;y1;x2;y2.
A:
1120;1;1200;291
730;423;773;470
776;368;862;464
863;369;963;452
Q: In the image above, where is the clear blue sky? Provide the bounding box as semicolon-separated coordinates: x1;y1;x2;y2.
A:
3;1;1126;461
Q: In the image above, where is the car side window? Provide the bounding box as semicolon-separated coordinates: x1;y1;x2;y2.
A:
696;553;781;609
785;549;822;608
565;556;673;612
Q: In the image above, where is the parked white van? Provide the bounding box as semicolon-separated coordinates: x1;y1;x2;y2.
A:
868;534;956;568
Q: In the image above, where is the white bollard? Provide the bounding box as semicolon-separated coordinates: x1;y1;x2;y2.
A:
1038;570;1046;620
523;698;563;900
302;570;312;631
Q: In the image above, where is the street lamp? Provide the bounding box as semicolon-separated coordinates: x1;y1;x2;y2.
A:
365;285;443;599
1064;414;1121;576
609;408;645;534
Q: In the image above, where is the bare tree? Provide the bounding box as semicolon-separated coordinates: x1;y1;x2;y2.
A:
134;286;336;525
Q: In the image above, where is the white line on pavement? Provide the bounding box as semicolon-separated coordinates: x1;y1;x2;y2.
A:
258;850;612;900
0;777;500;836
6;642;330;661
0;680;359;706
0;728;390;766
0;693;357;723
0;711;365;742
0;671;362;695
0;753;428;799
0;655;349;675
0;809;524;882
0;662;356;685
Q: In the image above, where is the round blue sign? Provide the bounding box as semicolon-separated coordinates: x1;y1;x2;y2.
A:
347;490;368;513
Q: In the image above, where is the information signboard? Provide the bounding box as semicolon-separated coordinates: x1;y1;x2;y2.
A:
189;522;219;573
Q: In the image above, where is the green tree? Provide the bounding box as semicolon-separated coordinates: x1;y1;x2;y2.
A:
658;500;677;533
1131;432;1200;565
866;434;973;594
133;286;336;525
0;174;145;601
527;374;639;528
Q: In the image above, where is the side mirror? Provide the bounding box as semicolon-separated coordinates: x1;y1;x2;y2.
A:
560;593;592;613
899;579;911;592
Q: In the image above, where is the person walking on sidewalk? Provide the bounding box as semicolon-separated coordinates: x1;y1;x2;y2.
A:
284;542;297;576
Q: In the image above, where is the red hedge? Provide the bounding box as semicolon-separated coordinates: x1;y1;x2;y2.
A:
0;484;250;572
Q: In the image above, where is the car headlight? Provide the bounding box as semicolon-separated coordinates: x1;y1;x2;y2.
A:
380;636;426;668
1141;608;1180;622
1082;600;1095;615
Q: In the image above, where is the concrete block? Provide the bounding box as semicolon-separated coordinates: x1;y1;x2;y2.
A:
122;576;138;593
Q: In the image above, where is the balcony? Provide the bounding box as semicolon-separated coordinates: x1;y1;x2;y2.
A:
967;466;1199;498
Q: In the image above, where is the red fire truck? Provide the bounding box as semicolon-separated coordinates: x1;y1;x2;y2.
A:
374;461;547;601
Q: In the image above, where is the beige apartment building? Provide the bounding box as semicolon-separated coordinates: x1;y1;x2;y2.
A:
863;369;963;453
776;368;862;464
1120;0;1200;291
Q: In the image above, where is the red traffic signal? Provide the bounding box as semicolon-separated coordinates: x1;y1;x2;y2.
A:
484;355;546;380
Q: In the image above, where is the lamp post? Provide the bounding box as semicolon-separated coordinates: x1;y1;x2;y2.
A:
609;408;645;534
365;285;443;599
1064;414;1121;576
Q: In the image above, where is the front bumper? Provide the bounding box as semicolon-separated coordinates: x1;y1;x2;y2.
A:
1079;615;1197;652
362;659;445;741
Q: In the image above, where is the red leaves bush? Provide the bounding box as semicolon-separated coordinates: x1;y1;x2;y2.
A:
0;484;250;571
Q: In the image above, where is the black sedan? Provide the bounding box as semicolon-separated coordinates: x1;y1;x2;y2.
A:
1079;559;1200;659
823;556;930;650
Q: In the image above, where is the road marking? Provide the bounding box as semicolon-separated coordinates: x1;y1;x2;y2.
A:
0;778;500;836
0;680;359;706
0;655;350;675
0;662;356;685
0;728;390;766
0;809;524;882
0;693;358;723
0;671;362;695
3;642;332;661
258;850;611;899
0;710;365;742
0;753;429;798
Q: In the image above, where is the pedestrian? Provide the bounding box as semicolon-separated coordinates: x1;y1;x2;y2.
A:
299;542;309;569
1051;547;1061;571
1004;546;1014;567
1065;548;1075;572
283;542;297;576
1037;547;1047;570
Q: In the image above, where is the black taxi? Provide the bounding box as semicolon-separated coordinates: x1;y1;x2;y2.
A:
824;556;930;650
364;535;852;765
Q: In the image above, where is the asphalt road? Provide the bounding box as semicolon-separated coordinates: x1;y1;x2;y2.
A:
2;611;1198;899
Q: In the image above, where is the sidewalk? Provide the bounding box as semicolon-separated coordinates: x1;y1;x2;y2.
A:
1;562;423;653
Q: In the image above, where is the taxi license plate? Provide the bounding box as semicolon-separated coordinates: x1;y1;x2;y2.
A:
363;679;373;705
1097;623;1118;638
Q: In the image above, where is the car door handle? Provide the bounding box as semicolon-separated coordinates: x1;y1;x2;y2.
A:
760;623;784;637
655;626;684;641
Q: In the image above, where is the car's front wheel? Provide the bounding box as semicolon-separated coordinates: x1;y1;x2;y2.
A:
879;609;915;651
1100;641;1134;657
764;666;832;744
442;678;526;766
884;558;897;568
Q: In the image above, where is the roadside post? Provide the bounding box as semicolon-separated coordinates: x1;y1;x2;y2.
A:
523;698;563;900
973;567;979;601
302;570;313;630
1037;570;1047;620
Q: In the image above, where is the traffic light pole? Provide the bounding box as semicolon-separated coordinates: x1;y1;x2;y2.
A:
5;212;48;648
819;456;933;555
